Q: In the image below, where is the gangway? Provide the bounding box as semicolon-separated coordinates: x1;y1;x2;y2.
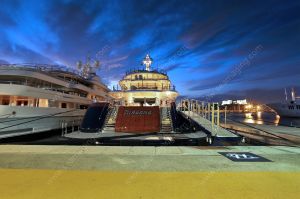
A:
179;99;241;144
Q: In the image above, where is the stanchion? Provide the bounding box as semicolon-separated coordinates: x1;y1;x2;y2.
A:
211;104;214;130
72;120;75;132
217;103;220;127
65;122;68;134
201;102;206;117
208;103;211;121
61;120;64;136
225;106;227;128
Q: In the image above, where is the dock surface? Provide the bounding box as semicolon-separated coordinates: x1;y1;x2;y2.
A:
182;111;238;138
0;145;299;198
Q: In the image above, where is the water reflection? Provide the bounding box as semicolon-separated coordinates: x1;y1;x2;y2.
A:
243;112;263;124
230;112;300;127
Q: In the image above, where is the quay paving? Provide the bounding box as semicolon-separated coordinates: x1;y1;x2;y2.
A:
0;145;299;198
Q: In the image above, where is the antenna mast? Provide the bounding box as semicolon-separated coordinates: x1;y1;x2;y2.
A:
77;55;100;79
142;54;153;71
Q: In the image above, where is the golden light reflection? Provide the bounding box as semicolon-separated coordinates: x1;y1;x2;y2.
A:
244;113;254;123
245;113;252;118
244;112;263;124
274;115;280;126
257;111;262;118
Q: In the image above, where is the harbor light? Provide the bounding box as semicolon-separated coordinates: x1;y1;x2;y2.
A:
245;104;253;109
257;105;261;110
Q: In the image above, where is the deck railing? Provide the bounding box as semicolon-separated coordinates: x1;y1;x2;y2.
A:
112;85;176;92
0;63;80;75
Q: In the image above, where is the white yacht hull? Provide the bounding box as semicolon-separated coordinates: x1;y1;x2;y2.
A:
268;103;300;118
0;105;86;139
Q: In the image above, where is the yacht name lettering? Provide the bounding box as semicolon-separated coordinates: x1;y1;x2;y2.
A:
124;110;152;115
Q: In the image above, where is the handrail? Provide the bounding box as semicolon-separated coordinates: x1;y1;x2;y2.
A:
0;63;80;76
112;86;176;92
124;68;168;76
225;117;300;145
0;80;89;98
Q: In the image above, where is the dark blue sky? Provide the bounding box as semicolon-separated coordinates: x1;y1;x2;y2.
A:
1;0;300;102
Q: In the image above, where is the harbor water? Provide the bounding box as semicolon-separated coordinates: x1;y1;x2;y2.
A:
225;112;300;128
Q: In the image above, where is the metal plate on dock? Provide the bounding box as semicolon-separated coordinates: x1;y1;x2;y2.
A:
219;152;272;162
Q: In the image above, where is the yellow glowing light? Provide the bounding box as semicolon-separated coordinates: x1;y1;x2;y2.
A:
257;105;261;110
245;113;252;118
245;104;253;109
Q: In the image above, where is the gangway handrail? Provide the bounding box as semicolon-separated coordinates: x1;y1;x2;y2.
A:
225;117;300;145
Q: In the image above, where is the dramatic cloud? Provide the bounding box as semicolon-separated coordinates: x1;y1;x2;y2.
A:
0;0;299;102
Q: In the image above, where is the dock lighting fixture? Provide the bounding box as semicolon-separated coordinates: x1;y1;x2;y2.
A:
143;54;153;71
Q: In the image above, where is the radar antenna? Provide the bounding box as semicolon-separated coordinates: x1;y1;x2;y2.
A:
77;56;100;79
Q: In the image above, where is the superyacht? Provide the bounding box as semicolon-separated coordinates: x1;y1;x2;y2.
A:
268;89;300;118
0;58;111;138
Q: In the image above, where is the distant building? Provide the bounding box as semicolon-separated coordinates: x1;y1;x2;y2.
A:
221;99;247;105
221;99;248;113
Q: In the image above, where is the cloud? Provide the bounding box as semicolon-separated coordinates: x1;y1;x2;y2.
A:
0;59;9;64
0;0;299;102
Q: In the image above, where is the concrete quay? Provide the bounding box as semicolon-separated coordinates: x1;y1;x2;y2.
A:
0;145;299;199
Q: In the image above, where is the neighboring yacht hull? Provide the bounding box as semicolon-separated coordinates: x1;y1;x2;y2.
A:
0;105;85;139
268;103;300;118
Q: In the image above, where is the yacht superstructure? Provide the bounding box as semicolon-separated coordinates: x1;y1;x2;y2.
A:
76;54;180;135
0;61;110;138
110;54;178;106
